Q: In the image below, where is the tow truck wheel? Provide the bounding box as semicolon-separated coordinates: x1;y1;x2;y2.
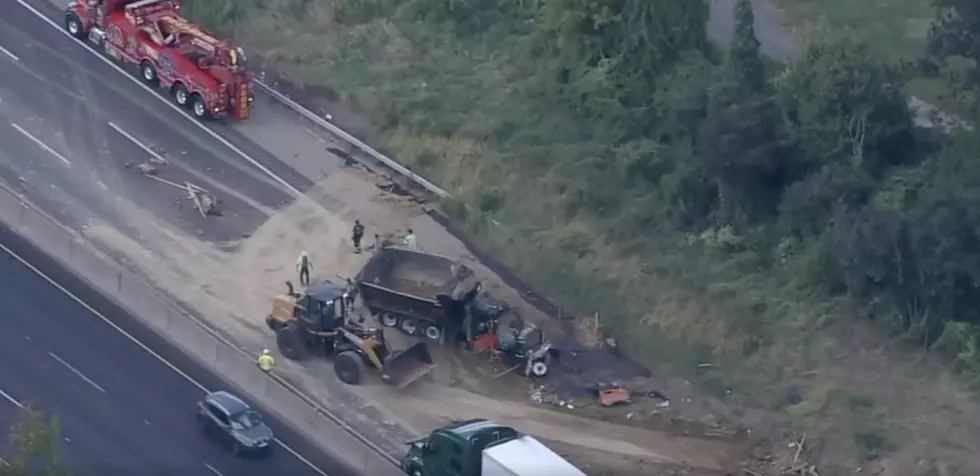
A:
379;313;398;328
172;83;190;108
65;13;86;39
190;94;209;119
139;61;159;86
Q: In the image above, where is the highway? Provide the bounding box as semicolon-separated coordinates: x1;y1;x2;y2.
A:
0;4;308;241
0;223;364;476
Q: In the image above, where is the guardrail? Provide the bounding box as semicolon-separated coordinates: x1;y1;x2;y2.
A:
0;184;402;475
254;81;452;199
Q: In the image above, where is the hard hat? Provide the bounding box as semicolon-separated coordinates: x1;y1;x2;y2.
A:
262;349;270;354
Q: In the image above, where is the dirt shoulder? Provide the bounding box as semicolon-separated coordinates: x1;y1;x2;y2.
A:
79;159;775;474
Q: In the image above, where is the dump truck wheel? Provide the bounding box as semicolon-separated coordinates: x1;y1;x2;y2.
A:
276;323;308;361
399;317;418;336
530;360;549;377
334;351;364;385
379;313;398;328
139;61;159;86
65;13;86;39
423;325;441;342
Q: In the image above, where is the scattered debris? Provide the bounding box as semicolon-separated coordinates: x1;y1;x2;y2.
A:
131;159;222;217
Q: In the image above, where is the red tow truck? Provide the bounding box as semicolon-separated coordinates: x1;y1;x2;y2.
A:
63;0;254;120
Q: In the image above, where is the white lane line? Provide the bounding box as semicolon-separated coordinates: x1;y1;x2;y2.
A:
14;0;301;197
48;351;106;393
0;387;24;408
204;463;224;476
10;123;71;166
107;122;167;163
0;45;18;61
0;242;328;476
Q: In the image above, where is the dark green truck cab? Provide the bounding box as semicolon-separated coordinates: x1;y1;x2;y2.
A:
400;418;520;476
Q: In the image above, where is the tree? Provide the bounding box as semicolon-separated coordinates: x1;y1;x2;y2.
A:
775;32;915;181
926;0;980;113
0;409;70;476
727;0;765;97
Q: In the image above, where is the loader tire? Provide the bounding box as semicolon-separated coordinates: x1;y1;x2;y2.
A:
276;323;308;361
334;351;365;385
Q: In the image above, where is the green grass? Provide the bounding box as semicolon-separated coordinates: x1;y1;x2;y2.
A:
182;0;980;471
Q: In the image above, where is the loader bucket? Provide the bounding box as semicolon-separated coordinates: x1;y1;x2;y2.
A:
381;343;435;388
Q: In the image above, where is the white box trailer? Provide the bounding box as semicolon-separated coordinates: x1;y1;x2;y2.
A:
481;435;587;476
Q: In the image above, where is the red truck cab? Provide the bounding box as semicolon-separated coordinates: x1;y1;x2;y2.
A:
64;0;254;120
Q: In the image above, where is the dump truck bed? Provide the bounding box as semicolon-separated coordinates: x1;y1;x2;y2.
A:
358;246;466;300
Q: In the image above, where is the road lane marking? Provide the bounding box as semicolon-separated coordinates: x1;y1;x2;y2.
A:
14;0;302;197
10;123;71;166
0;45;18;61
107;122;167;163
0;387;23;408
204;463;224;476
48;351;106;393
0;243;329;476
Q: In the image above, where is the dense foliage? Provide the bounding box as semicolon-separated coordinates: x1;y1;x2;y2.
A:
182;0;980;467
0;410;68;476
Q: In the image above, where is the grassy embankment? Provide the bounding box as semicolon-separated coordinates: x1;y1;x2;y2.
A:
180;0;980;469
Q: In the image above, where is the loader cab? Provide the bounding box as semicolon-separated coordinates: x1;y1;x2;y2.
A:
402;419;519;476
298;282;348;332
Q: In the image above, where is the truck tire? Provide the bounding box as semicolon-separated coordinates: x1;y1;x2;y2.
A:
190;93;209;119
139;61;159;86
276;323;308;361
379;313;398;328
423;325;441;342
334;351;365;385
399;317;418;336
172;83;190;108
64;13;86;40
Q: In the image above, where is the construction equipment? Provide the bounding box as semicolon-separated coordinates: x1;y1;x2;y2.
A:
401;419;586;476
64;0;254;120
135;160;220;216
265;281;435;388
355;246;509;343
493;322;554;378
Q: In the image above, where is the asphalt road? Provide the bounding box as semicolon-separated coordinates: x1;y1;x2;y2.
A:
0;222;367;476
0;5;309;241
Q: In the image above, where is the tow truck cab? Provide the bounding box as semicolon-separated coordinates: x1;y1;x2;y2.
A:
64;0;254;120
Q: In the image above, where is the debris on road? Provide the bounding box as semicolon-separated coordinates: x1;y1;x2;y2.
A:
128;159;221;217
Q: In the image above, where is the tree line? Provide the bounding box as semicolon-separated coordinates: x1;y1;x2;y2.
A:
320;0;980;373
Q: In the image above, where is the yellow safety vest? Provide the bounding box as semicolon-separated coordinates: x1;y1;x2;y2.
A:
404;233;418;249
257;354;275;371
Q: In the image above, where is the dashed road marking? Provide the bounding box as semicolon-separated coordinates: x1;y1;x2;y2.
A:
0;387;23;408
10;122;71;166
0;45;18;61
204;463;225;476
48;351;106;393
107;122;166;163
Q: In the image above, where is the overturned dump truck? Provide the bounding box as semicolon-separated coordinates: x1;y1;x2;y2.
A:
265;281;435;387
356;246;510;343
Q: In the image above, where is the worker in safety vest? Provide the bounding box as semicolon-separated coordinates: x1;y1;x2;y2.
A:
404;229;418;249
256;349;275;372
296;251;312;286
